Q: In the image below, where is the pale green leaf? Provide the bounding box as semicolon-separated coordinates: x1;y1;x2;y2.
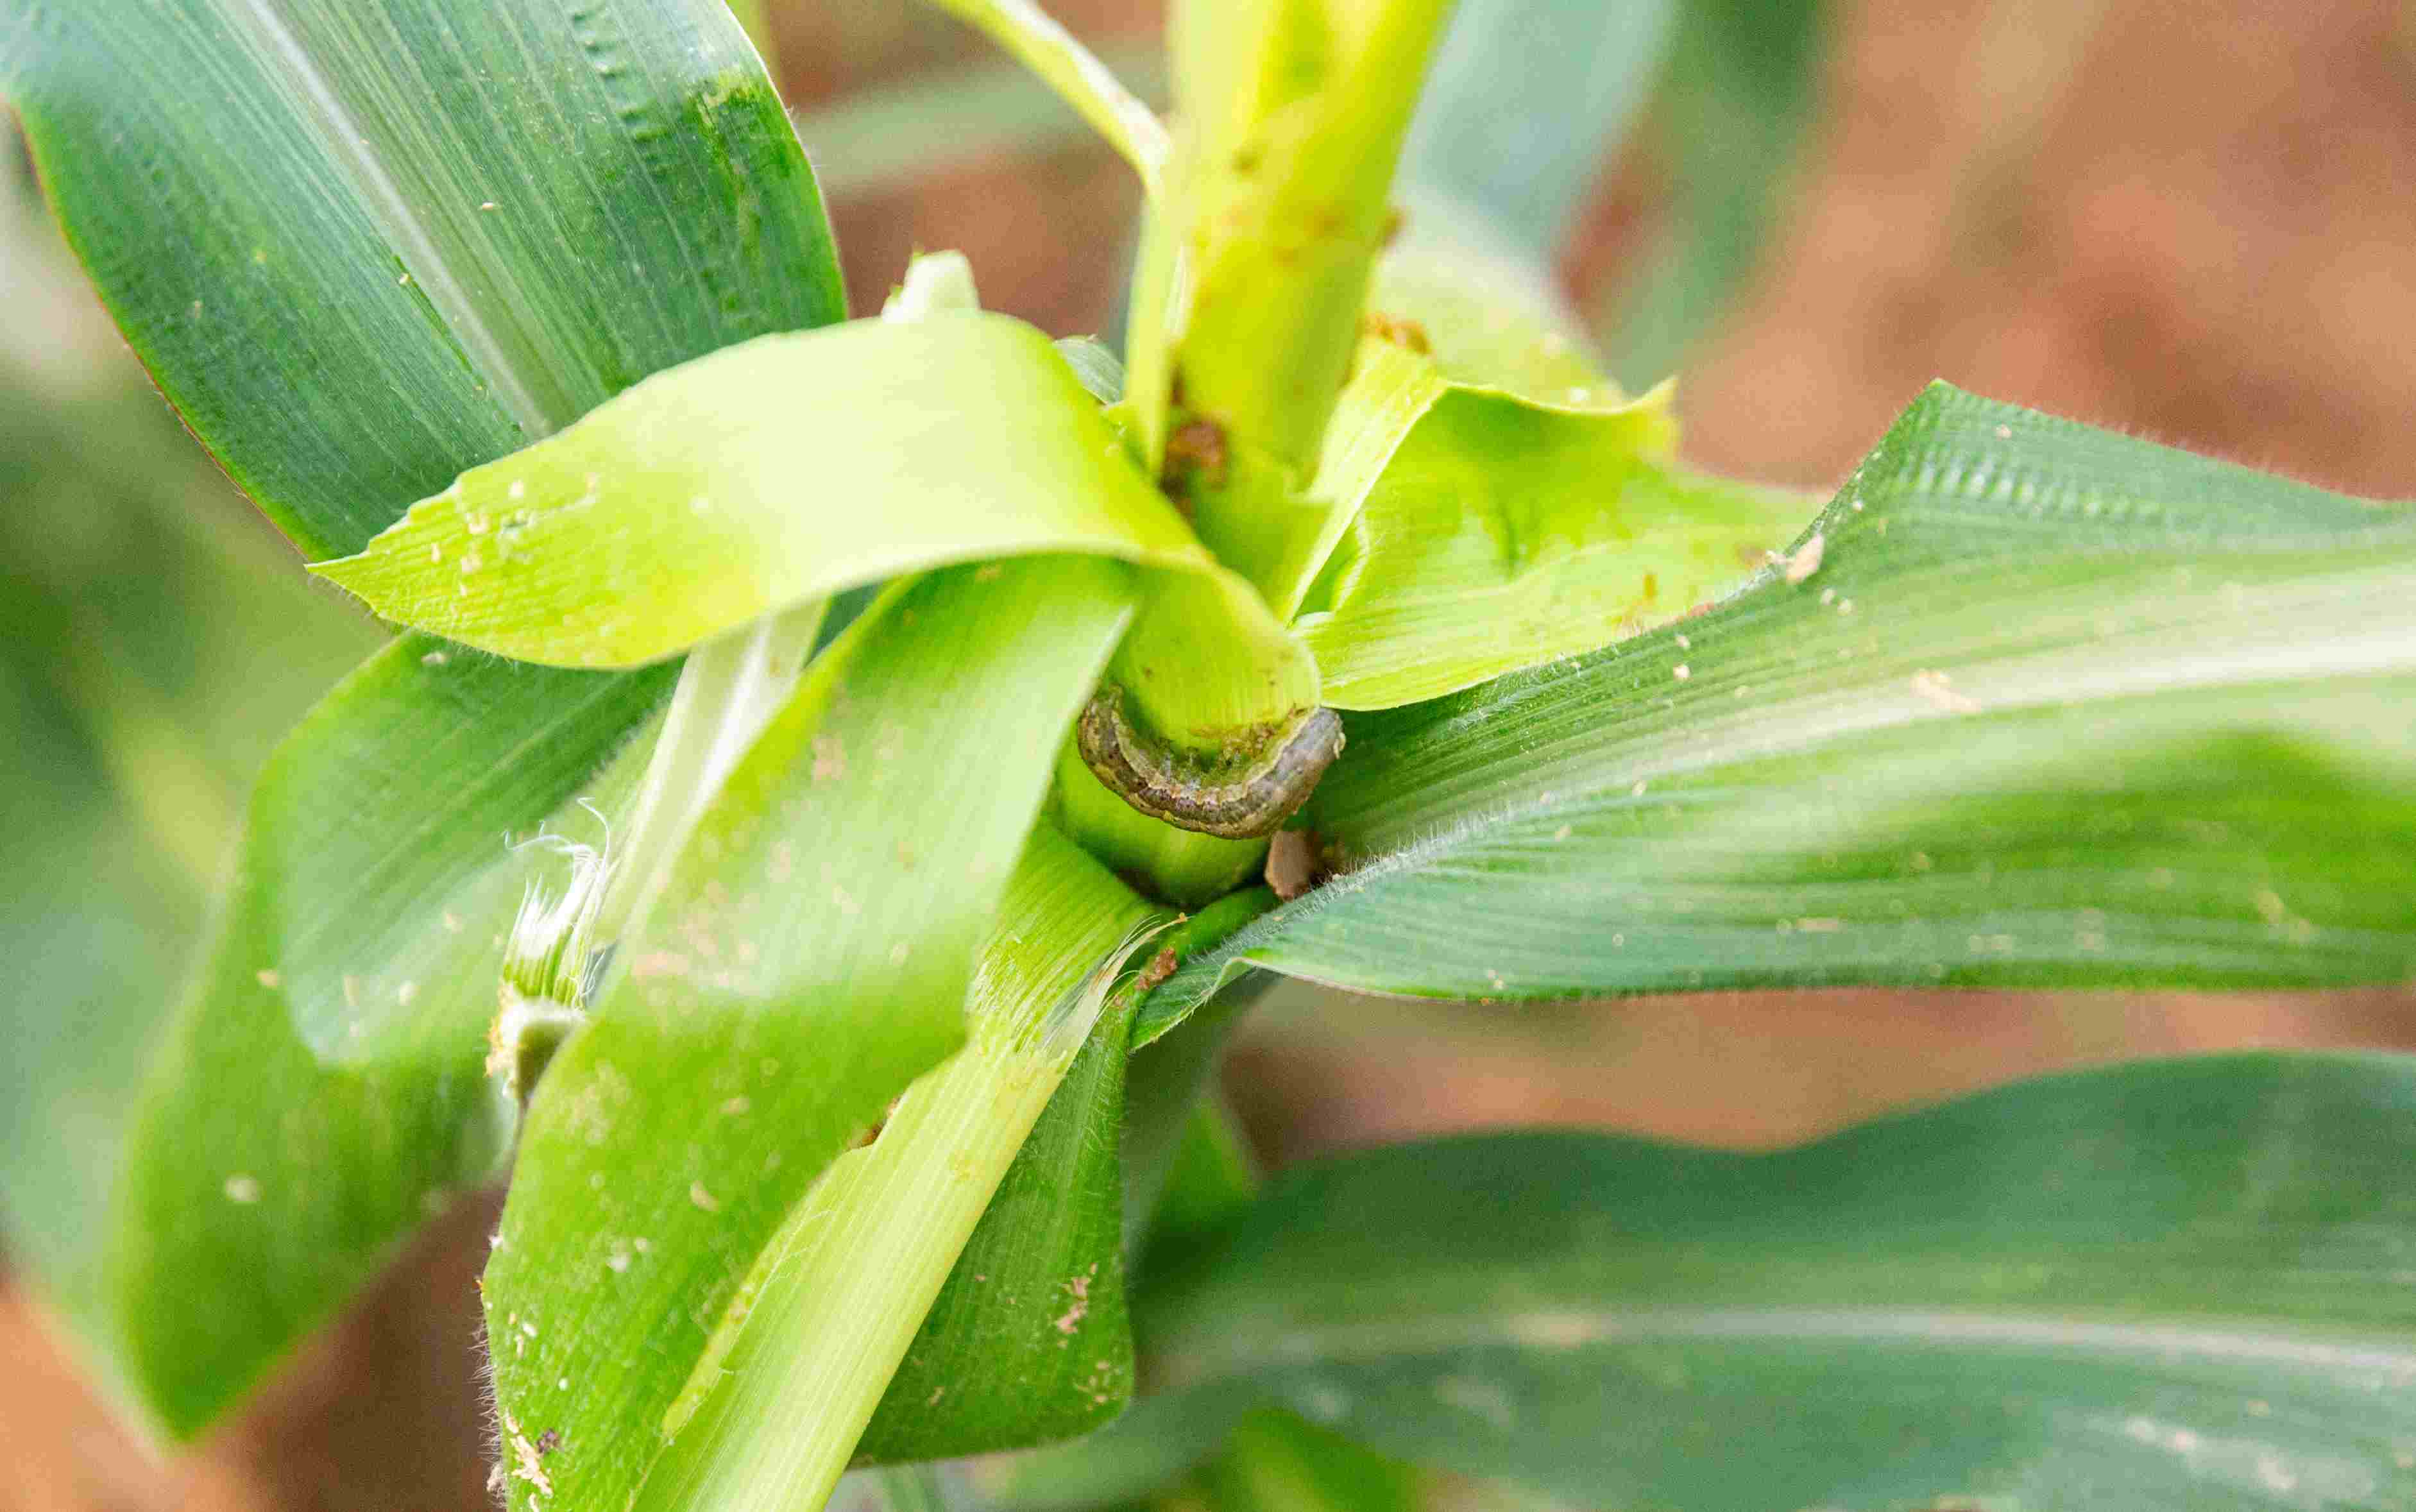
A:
1291;343;1814;708
1602;0;1831;386
3;0;847;1425
481;559;1136;1512
1367;204;1608;406
1143;384;2416;1031
1135;1052;2416;1509
311;315;1189;667
108;638;676;1436
1400;0;1680;258
310;312;1319;751
2;0;845;557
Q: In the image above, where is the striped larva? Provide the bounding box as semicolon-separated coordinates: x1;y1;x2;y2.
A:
1076;685;1345;839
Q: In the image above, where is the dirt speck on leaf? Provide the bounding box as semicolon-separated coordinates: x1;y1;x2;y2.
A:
501;1411;552;1498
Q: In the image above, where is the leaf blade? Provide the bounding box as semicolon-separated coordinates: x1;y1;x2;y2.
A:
1144;384;2416;1029
1399;0;1680;259
634;829;1160;1510
309;314;1206;663
3;0;844;556
311;310;1322;749
856;942;1144;1465
1295;352;1814;708
1137;1052;2416;1509
481;559;1137;1512
106;638;676;1435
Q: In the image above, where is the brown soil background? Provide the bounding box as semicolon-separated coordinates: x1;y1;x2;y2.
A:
8;2;2415;1506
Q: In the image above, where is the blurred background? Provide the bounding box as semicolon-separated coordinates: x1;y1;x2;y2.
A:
4;1;2414;1506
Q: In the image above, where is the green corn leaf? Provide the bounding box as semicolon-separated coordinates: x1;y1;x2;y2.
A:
970;1389;1257;1512
4;0;851;1441
1366;204;1610;409
309;314;1198;668
1177;1410;1426;1512
103;638;676;1436
1399;0;1680;260
633;829;1160;1511
1372;0;1682;482
1;0;845;559
311;310;1320;750
855;938;1143;1465
1288;337;1814;707
830;846;1277;1470
481;560;1136;1512
0;208;384;1371
1601;0;1831;387
1134;1051;2416;1510
1142;384;2416;1032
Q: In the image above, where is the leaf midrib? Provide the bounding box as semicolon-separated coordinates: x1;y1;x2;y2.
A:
1150;1304;2416;1395
224;0;563;438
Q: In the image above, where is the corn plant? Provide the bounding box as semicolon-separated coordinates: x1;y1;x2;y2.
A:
4;1;2415;1509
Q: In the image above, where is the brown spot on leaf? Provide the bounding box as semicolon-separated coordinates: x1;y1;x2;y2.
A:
1136;947;1178;992
1361;310;1431;354
1165;418;1229;489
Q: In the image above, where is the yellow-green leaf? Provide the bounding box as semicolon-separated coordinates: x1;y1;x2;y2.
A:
311;311;1320;752
1292;341;1812;709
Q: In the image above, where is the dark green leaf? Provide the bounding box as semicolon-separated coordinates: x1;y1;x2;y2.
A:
1144;384;2416;1029
481;559;1137;1512
107;638;675;1435
1139;1052;2416;1510
3;0;844;556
